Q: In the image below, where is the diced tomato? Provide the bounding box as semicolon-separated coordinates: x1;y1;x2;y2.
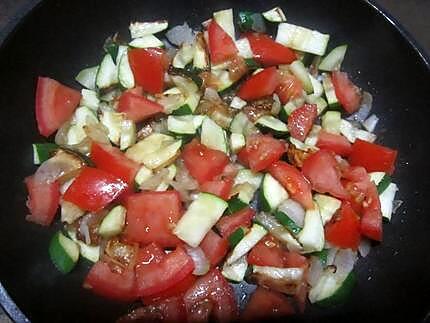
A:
237;67;280;101
246;33;296;66
216;207;254;238
136;245;194;297
125;86;144;96
199;230;229;267
143;274;197;305
331;71;362;114
83;261;136;302
128;48;167;94
325;202;361;249
268;161;313;209
360;198;383;241
183;269;238;323
302;150;349;199
123;191;183;248
90;142;140;185
182;139;230;184
118;91;164;122
207;20;238;64
276;73;303;104
136;242;166;265
247;235;288;268
63;167;127;212
288;103;318;141
284;252;308;268
35;77;81;137
200;177;234;200
239;134;286;172
24;175;60;226
118;297;186;323
241;287;294;322
348;139;398;175
317;130;352;157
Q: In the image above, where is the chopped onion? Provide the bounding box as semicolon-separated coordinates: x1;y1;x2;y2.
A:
346;91;372;123
326;247;338;266
80;214;92;245
362;114;379;133
140;168;169;191
278;199;305;227
358;239;371;258
252;265;304;295
333;249;357;278
185;246;210;276
307;256;324;287
271;93;281;115
60;200;84;224
255;212;302;252
84;123;110;144
204;87;222;102
166;22;196;46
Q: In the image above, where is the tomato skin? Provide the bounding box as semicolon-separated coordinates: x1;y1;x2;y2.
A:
128;48;167;94
136;245;194;297
239;134;286;172
24;175;60;226
35;77;81;137
331;71;362;113
241;287;294;322
182;139;230;185
288;103;318;141
348;139;398;175
317;130;352;157
143;274;197;305
90;142;140;185
246;33;296;66
237;67;280;101
123;191;183;248
183;269;238;323
83;261;137;302
325;202;361;249
63;167;127;212
200;177;234;200
268;161;314;209
208;20;238;64
247;235;288;268
302;150;349;199
199;230;229;267
276;74;303;104
118;91;164;122
216;207;254;238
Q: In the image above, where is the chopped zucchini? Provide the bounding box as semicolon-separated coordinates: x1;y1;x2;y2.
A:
235;38;254;59
80;89;100;111
66;230;100;263
135;165;154;186
297;207;324;253
167;115;204;134
201;117;228;153
173;43;195;69
120;119;137;151
274;211;302;235
96;54;118;89
214;9;235;40
230;133;246;153
100;111;123;145
98;205;126;238
321;111;341;134
255;115;288;137
129;35;164;48
49;231;79;274
118;49;135;89
33;143;58;165
289;60;313;94
262;7;287;22
314;194;341;225
259;174;289;212
322;73;340;108
226;223;267;264
319;45;348;72
75;66;99;90
228;227;246;248
222;255;248;282
129;20;169;38
230;96;247;110
380;183;398;220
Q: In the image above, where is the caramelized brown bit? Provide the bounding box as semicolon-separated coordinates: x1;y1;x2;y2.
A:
287;144;311;168
243;97;274;122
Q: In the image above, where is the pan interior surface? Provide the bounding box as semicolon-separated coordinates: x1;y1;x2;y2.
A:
0;0;429;322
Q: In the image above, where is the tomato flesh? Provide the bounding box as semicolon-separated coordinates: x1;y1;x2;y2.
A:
325;202;361;249
200;177;234;200
25;175;60;226
91;142;140;185
239;134;286;172
247;235;288;268
348;139;398;175
128;48;167;94
246;33;296;66
183;269;238;322
208;20;238;64
199;230;229;267
63;167;127;212
35;77;81;137
118;91;164;122
182;139;230;184
143;274;197;305
136;245;194;297
216;207;254;238
84;261;136;302
276;74;303;104
331;71;362;114
288;103;318;141
302;150;349;199
268;161;314;209
237;67;280;101
124;190;183;248
317;130;352;157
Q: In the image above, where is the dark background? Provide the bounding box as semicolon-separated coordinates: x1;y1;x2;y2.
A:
0;0;429;322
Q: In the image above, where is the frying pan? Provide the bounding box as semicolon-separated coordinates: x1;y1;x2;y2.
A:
0;0;429;322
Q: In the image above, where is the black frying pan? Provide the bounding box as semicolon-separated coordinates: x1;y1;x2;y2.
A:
0;0;429;322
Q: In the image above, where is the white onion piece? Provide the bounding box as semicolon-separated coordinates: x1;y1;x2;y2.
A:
307;256;324;287
326;247;338;266
34;151;83;185
80;214;92;245
204;87;222;102
140;168;169;191
278;199;305;227
333;249;357;278
346;91;372;123
185;246;210;276
84;123;110;144
166;22;196;46
358;239;371;258
362;114;379;133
